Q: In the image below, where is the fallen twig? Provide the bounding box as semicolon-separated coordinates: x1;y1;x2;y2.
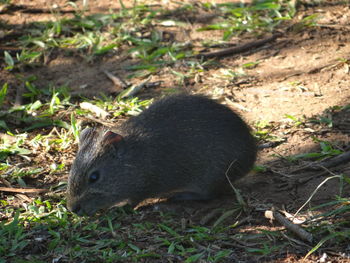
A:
224;98;251;112
80;102;109;119
221;238;260;249
280;232;312;248
311;151;350;170
15;193;32;202
265;209;313;243
317;23;350;30
120;76;152;98
280;56;350;81
15;83;25;106
0;4;74;14
0;187;49;194
0;46;22;55
258;141;285;149
103;70;129;91
193;34;280;59
289;151;350;175
80;115;116;128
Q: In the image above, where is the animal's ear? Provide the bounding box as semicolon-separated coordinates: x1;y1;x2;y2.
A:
102;130;123;145
78;127;96;147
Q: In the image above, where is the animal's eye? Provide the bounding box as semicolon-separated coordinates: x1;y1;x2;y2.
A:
88;171;100;184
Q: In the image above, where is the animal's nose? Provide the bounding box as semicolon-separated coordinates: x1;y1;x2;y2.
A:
71;203;82;214
67;201;83;215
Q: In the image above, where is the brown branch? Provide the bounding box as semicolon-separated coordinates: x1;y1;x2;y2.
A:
0;46;22;56
103;70;129;90
285;151;350;175
312;151;350;170
265;209;313;243
317;24;350;30
15;83;25;106
0;187;49;194
193;34;280;59
0;4;75;14
120;76;152;98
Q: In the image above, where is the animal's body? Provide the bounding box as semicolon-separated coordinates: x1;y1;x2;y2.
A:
67;94;257;215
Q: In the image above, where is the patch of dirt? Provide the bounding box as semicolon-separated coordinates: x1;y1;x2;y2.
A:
1;0;350;262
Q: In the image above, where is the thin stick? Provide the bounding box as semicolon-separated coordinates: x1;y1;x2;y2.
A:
0;46;22;55
15;83;25;106
193;34;280;59
103;70;129;90
0;187;49;194
265;209;313;243
287;151;350;174
120;76;152;98
312;151;350;170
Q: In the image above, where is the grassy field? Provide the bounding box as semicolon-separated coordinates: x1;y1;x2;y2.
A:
1;0;350;262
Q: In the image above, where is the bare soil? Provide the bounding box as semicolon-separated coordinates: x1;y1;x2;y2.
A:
1;0;350;262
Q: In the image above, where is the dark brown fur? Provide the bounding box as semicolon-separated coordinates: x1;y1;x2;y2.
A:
67;94;257;216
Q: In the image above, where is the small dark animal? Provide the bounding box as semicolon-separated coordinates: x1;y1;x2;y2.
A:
67;94;257;216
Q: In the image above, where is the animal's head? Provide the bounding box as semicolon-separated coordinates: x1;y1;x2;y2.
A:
67;127;130;216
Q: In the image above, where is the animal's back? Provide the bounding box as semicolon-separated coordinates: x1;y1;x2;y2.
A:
120;94;256;197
